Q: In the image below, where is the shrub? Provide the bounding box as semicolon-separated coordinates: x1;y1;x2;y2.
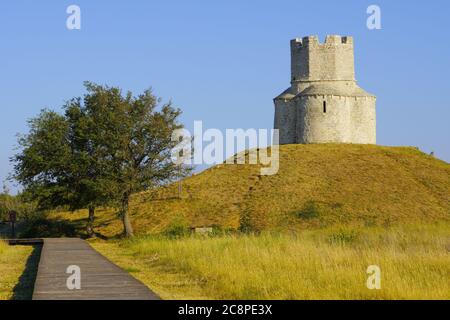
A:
20;217;77;238
0;193;40;223
0;194;16;221
163;217;189;238
296;201;320;219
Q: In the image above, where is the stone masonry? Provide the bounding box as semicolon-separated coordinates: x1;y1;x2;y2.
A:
274;35;376;144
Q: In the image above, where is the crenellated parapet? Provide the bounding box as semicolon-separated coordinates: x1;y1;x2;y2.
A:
290;35;355;84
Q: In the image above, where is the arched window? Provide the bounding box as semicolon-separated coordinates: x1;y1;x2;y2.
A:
323;101;327;113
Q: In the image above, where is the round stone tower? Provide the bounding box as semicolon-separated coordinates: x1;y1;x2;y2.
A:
274;35;376;144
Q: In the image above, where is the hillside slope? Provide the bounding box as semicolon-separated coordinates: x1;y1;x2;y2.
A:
50;144;450;237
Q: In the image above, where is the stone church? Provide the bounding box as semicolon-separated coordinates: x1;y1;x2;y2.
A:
274;35;376;144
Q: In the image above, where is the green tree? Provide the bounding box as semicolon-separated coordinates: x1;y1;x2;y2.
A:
0;194;14;222
12;107;111;237
0;192;38;225
12;82;190;238
81;82;190;236
12;110;72;209
63;99;115;236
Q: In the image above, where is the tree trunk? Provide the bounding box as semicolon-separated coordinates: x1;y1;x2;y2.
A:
87;206;95;238
121;196;134;237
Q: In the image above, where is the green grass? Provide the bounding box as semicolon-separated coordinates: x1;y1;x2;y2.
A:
91;223;450;300
0;241;39;300
49;144;450;238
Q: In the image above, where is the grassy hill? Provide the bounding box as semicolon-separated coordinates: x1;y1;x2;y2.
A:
49;144;450;238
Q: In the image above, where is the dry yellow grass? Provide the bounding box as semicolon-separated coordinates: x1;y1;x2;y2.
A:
50;144;449;238
39;145;450;300
0;241;35;300
91;223;450;300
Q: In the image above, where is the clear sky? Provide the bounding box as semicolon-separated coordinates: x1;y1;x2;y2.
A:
1;0;449;192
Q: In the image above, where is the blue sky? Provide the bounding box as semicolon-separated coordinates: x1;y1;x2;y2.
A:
1;0;449;192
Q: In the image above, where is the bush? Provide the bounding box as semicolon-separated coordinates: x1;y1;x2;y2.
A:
0;194;16;221
0;193;40;223
163;218;190;238
20;217;77;238
296;201;320;219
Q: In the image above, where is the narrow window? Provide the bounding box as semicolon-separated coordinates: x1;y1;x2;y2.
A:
323;101;327;113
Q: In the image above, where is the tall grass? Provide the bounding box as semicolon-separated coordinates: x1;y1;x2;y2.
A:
92;223;450;300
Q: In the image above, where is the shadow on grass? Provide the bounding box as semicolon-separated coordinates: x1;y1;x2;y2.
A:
11;244;41;300
21;218;80;238
19;214;117;240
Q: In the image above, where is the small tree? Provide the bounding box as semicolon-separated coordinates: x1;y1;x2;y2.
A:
12;110;72;209
12;107;111;237
63;99;115;236
82;82;190;237
0;194;14;222
12;82;189;237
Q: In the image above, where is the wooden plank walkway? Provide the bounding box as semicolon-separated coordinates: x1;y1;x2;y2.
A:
33;238;160;300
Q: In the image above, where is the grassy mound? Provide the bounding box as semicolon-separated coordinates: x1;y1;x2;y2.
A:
50;144;450;237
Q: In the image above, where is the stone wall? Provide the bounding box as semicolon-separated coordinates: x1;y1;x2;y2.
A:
296;95;376;144
350;97;377;144
297;95;352;143
290;35;355;83
274;98;297;144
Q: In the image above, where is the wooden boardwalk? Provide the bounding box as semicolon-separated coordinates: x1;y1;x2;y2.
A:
33;238;159;300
